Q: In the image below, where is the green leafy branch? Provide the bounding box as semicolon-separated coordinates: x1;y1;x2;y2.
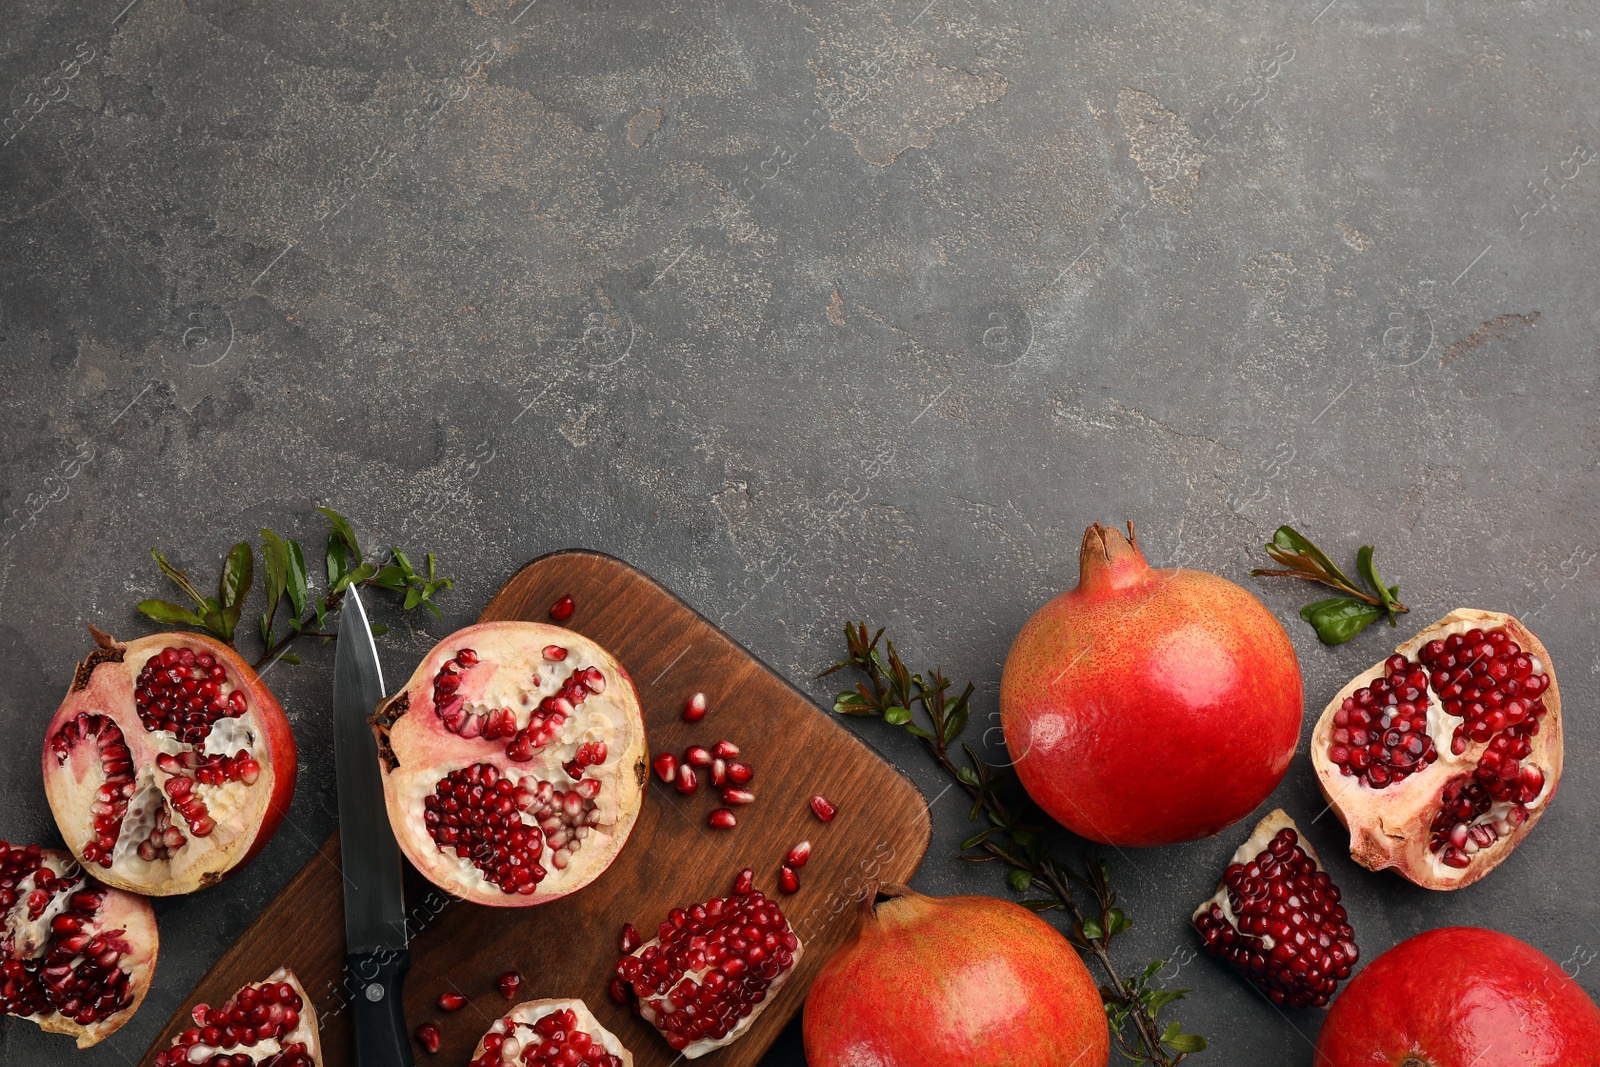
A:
1251;525;1408;645
138;506;453;668
822;623;1205;1065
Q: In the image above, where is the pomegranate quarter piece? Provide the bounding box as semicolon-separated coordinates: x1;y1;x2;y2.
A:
470;999;632;1067
372;622;648;907
0;841;158;1048
1191;809;1358;1008
614;869;803;1057
152;967;321;1067
42;628;297;896
1311;608;1562;889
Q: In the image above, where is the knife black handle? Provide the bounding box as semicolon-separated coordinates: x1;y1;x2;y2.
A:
348;949;415;1067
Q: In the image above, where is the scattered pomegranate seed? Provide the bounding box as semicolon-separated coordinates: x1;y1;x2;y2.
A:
542;644;568;661
733;868;755;895
683;692;707;722
721;788;756;805
415;1022;441;1053
674;766;699;795
438;992;467;1012
496;970;521;1000
549;595;575;622
708;808;737;829
711;758;728;787
685;745;714;768
712;740;740;759
620;922;641;954
609;977;630;1004
779;865;800;893
653;752;679;784
786;841;812;869
726;761;754;785
810;795;837;822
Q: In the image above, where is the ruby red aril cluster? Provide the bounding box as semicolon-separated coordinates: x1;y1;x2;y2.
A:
653;733;754;829
612;870;799;1052
153;980;310;1067
1193;827;1358;1008
470;1007;622;1067
433;647;606;765
49;714;134;868
135;647;249;745
423;763;599;894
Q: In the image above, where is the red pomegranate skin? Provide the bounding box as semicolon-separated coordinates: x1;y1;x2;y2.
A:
1000;523;1303;846
803;884;1108;1067
1318;927;1600;1066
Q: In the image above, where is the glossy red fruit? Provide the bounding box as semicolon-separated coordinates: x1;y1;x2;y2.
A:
1312;609;1562;889
549;595;575;622
438;992;467;1011
154;968;320;1066
1317;927;1600;1066
470;999;632;1067
809;794;835;821
804;883;1107;1066
1000;522;1302;846
497;970;521;1000
683;693;707;722
42;628;297;895
415;1022;441;1054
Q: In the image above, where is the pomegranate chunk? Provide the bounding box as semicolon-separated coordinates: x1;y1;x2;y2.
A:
1192;810;1357;1008
153;968;321;1066
614;870;803;1056
469;998;630;1067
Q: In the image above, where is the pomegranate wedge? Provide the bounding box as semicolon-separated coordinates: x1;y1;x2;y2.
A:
1311;609;1562;889
372;622;647;906
152;967;321;1066
470;998;632;1067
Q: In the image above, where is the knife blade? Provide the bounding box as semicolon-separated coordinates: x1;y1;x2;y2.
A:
333;585;415;1067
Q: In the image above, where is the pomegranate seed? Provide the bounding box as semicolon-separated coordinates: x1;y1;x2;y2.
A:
496;970;521;999
712;740;740;759
726;761;754;785
542;645;568;661
685;745;714;767
779;865;800;893
653;752;679;784
438;992;467;1011
549;595;575;621
721;787;756;805
810;794;837;822
415;1022;441;1053
711;758;728;787
708;808;737;829
683;692;707;722
620;922;641;954
733;868;755;895
674;766;699;795
785;841;812;868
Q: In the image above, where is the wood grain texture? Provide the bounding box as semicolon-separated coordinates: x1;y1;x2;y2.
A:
139;550;931;1066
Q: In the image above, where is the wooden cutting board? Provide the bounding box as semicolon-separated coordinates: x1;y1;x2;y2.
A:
139;550;931;1066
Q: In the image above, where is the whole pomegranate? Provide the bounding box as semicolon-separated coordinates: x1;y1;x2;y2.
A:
42;627;297;895
373;621;647;907
1317;927;1600;1066
1;840;158;1047
1312;608;1561;889
152;967;321;1066
803;883;1108;1067
1000;522;1303;845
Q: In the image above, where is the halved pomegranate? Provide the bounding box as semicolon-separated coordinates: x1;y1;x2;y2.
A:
1191;809;1358;1008
152;967;321;1066
372;622;647;906
1311;608;1562;889
41;628;297;896
612;869;802;1057
470;998;633;1067
0;841;158;1047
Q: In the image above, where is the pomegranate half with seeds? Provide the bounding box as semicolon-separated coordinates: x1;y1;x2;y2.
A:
372;621;647;907
1;840;158;1047
152;967;321;1066
1311;609;1562;889
1317;927;1600;1066
1191;809;1358;1008
42;628;297;896
470;999;632;1067
1000;522;1303;845
613;869;802;1057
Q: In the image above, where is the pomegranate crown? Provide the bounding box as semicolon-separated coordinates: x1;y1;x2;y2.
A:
1077;521;1151;592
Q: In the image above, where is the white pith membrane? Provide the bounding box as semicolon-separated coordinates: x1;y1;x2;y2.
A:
152;967;321;1067
0;843;159;1048
469;998;632;1067
375;621;647;907
614;875;804;1058
1310;609;1563;890
42;634;282;896
1190;810;1358;1008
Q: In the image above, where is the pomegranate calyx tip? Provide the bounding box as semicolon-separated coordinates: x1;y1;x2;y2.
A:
1077;521;1151;592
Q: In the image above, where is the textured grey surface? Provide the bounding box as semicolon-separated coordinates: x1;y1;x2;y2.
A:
2;0;1599;1062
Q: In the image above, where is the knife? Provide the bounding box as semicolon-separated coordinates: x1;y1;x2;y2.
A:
333;585;415;1066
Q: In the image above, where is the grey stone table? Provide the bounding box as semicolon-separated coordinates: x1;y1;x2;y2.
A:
3;0;1597;1062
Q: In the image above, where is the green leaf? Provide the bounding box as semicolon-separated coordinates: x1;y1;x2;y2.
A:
1270;525;1361;589
391;548;415;578
1357;545;1405;621
1081;917;1104;940
216;542;253;641
904;724;936;740
326;534;349;590
1145;988;1188;1015
317;506;362;564
423;599;443;619
1140;960;1165;985
956;766;981;787
833;692;875;716
961;828;999;849
284;540;309;617
277;651;302;666
151;549;208;608
369;623;389;637
1007;868;1032;893
1106;907;1131;936
314;595;328;631
1164;1031;1207;1053
137;599;207;627
259;616;273;648
1300;596;1386;645
943;683;972;743
259;529;288;619
883;705;912;725
371;564;408;589
201;608;229;639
